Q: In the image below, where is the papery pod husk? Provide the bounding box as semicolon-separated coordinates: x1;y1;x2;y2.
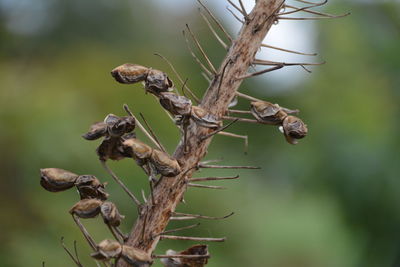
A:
191;106;221;129
121;245;153;266
97;137;129;161
282;115;308;145
101;201;125;227
69;198;103;218
123;138;153;160
160;249;180;267
180;245;209;267
151;149;181;177
250;101;287;125
111;63;149;84
40;168;78;192
75;175;109;200
82;121;108;140
145;69;173;94
105;114;135;137
91;239;122;261
159;92;192;116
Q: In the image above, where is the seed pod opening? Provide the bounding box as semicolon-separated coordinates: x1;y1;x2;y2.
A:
91;239;122;261
105;114;135;137
145;69;173;94
159;92;192;116
123;138;153;160
69;199;103;218
75;175;109;200
101;201;124;227
151;150;181;177
282;115;308;145
250;101;287;125
121;245;152;266
97;137;127;161
191;106;221;129
111;63;149;84
40;168;78;192
82;121;108;140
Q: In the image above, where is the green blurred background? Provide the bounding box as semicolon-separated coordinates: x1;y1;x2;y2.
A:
0;0;399;266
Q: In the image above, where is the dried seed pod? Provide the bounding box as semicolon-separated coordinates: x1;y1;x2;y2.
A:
160;245;208;267
100;201;125;227
105;114;135;137
75;175;109;200
250;101;287;125
96;137;128;161
40;168;78;192
82;122;108;140
69;199;103;218
191;106;221;129
123;138;153;160
111;63;149;84
121;245;152;266
151;149;181;177
145;69;173;94
159;92;192;116
91;239;122;261
282;115;308;145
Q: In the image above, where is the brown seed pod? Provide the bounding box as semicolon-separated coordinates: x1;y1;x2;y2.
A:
145;69;173;94
159;92;192;116
250;101;288;125
191;106;221;129
151;149;181;177
82;121;108;140
104;114;135;137
100;201;125;227
160;245;209;267
40;168;78;192
121;245;153;266
282;115;308;145
111;63;149;84
69;199;103;218
75;175;109;200
96;137;127;161
91;239;122;261
123;138;153;160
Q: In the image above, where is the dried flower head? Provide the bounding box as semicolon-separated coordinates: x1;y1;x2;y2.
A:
250;101;287;125
100;201;125;227
91;239;122;261
111;63;149;84
191;106;221;128
159;92;192;116
282;115;308;145
69;199;103;218
151;149;181;177
145;69;173;94
82;122;108;140
75;175;109;200
40;168;78;192
121;245;153;266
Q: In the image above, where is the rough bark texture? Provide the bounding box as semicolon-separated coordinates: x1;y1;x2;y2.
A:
118;0;283;265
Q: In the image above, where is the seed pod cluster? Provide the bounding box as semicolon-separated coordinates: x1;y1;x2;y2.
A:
91;239;153;266
123;137;181;178
250;100;308;144
160;245;209;267
83;114;136;161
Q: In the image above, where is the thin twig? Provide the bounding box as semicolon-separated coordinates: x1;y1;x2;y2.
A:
72;215;97;251
226;6;245;23
200;119;238;141
139;113;167;153
218;131;248;154
235;92;262;102
238;0;248;18
261;43;317;56
279;0;327;16
60;237;83;267
188;183;226;189
228;109;252;114
183;30;213;78
158;223;200;235
227;0;246;17
277;15;348;20
171;211;234;220
199;9;228;50
189;175;239;182
199;163;260;169
160;235;226;242
153;254;210;259
236;64;284;79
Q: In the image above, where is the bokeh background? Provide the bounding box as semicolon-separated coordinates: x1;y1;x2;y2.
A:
0;0;399;266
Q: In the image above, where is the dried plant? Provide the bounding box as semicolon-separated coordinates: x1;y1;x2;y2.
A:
39;0;348;266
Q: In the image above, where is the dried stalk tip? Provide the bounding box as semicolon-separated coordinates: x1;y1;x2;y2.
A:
250;101;288;125
159;92;192;116
151;150;181;177
111;63;149;84
101;201;125;227
82;122;108;140
40;168;78;192
160;245;209;267
75;175;109;200
69;199;103;218
91;239;122;261
282;115;308;144
191;106;221;128
121;245;153;266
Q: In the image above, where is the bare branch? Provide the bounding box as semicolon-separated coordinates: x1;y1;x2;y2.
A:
189;175;239;182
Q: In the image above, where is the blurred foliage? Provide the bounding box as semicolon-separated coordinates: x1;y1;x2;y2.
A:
0;0;399;266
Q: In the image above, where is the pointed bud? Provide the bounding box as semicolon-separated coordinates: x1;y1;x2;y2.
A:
145;69;173;94
40;168;78;192
111;63;149;84
159;92;192;116
121;245;153;266
82;122;108;140
282;115;308;145
191;106;221;129
91;239;122;261
69;199;103;218
75;175;109;200
101;201;125;227
151;150;181;177
250;101;287;125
